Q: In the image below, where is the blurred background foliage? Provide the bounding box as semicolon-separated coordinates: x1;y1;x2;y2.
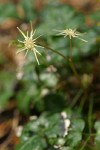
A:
0;0;100;150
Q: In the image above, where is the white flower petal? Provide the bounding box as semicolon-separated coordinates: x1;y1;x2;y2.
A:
24;49;29;58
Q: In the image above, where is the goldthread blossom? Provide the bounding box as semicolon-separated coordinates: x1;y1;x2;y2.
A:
56;28;88;42
16;27;43;65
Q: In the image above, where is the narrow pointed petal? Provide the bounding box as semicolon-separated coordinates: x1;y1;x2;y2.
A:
56;32;64;35
34;48;41;55
27;31;29;37
16;48;26;54
30;29;36;38
32;49;40;65
75;33;81;36
33;34;42;41
76;37;88;42
34;44;44;49
54;29;64;32
17;27;26;39
24;49;29;58
18;40;25;43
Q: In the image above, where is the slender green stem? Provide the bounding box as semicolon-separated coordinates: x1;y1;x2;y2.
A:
79;93;87;112
69;38;72;60
69;58;82;85
69;39;82;86
82;132;96;136
38;44;67;61
40;42;82;86
88;94;93;133
40;41;84;89
80;136;90;150
70;89;83;108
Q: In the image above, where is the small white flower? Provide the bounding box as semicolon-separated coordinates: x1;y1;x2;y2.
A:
64;119;70;129
61;112;67;119
63;119;70;136
56;28;88;42
16;27;43;65
61;112;70;137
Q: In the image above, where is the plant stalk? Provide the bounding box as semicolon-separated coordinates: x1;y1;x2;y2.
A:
69;39;82;86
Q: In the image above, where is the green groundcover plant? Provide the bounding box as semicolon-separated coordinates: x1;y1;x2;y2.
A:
0;1;100;150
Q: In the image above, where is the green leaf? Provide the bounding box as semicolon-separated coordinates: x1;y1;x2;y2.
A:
15;111;85;149
66;119;85;147
20;0;36;21
66;132;82;147
90;10;100;22
94;121;100;132
43;93;66;112
16;81;37;114
71;119;85;132
45;113;62;137
61;147;74;150
94;121;100;148
0;3;18;22
16;135;47;150
36;3;99;62
0;71;15;107
37;4;85;36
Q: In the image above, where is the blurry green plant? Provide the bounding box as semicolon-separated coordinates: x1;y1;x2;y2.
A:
15;111;85;150
0;1;100;150
16;1;99;150
0;0;37;23
37;3;99;62
0;53;16;107
0;2;18;22
0;71;16;107
19;0;36;21
94;121;100;148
